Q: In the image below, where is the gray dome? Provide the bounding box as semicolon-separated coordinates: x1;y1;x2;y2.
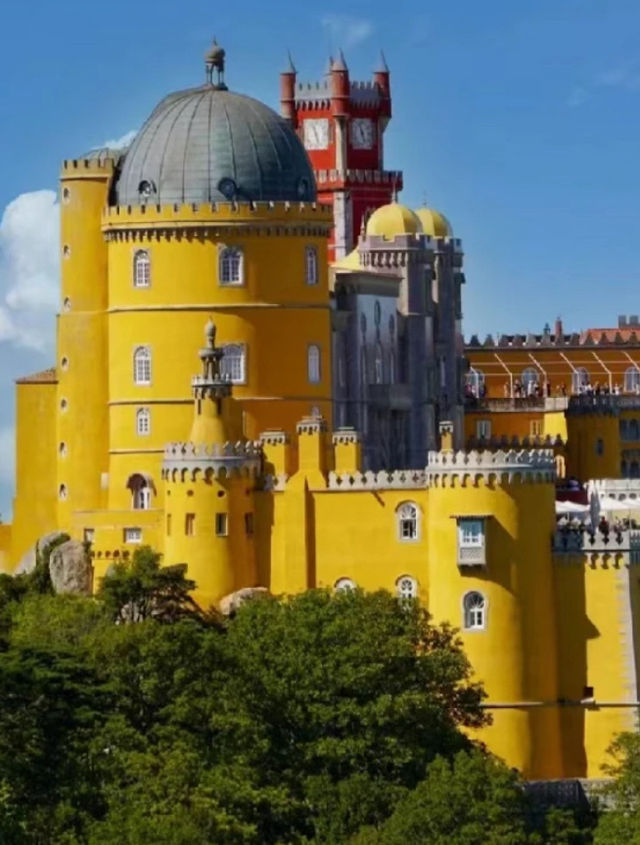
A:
114;85;316;206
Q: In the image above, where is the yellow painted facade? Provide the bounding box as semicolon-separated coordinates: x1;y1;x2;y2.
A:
2;50;640;787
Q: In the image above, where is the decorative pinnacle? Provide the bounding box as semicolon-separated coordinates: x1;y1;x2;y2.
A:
284;50;297;74
376;49;389;73
205;38;227;89
193;319;231;398
332;49;348;71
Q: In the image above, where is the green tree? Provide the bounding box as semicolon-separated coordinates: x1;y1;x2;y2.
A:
594;732;640;845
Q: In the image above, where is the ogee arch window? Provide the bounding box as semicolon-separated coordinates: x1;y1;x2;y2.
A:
308;344;321;384
463;591;487;630
396;502;419;541
335;577;357;592
133;249;151;288
219;246;244;285
127;473;154;510
133;346;151;385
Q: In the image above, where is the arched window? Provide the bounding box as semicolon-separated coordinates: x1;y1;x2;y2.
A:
625;366;640;393
308;344;321;384
127;473;154;510
632;461;640;480
133;346;151;385
335;577;357;592
521;367;539;395
374;342;384;384
463;591;486;630
396;502;419;542
219;246;243;285
305;246;318;285
631;419;640;441
620;419;629;440
396;575;418;600
572;367;589;394
220;343;247;384
361;348;368;386
133;250;150;288
622;460;629;478
136;408;150;436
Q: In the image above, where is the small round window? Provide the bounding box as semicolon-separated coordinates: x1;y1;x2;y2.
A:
218;178;237;200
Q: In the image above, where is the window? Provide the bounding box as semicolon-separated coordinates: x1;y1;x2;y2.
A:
397;502;419;542
463;591;486;630
308;344;321;384
396;575;418;600
457;518;486;566
572;367;589;394
625;366;640;393
389;349;396;385
244;512;254;536
59;484;68;500
124;527;142;544
215;513;228;537
133;346;151;385
521;367;539;394
219;246;243;285
374;342;384;384
335;577;357;592
596;437;604;456
465;368;484;397
305;246;318;285
476;419;491;440
136;407;150;436
133;249;150;288
530;420;543;437
83;528;94;544
220;343;246;384
166;513;172;536
185;513;195;536
361;348;368;386
128;474;153;510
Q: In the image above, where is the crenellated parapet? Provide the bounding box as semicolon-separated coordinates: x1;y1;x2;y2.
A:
466;434;565;450
61;158;117;178
328;468;426;490
553;527;640;564
162;440;262;481
426;448;556;486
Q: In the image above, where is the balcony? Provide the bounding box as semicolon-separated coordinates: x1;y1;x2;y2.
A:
465;397;568;413
553;527;640;557
568;395;640;414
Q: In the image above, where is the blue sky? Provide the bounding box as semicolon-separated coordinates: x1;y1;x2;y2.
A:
0;0;639;515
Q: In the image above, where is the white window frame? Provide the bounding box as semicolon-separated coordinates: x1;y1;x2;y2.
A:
521;367;539;393
476;419;491;439
572;367;590;393
133;485;151;511
335;577;357;592
133;249;150;288
457;518;486;567
133;346;151;385
625;366;640;393
396;502;420;542
215;512;229;537
305;246;318;285
396;575;418;600
308;344;321;384
124;527;142;544
218;245;244;286
463;591;487;631
136;407;151;436
220;343;247;385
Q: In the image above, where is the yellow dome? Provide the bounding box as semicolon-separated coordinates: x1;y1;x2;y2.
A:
414;207;453;238
365;203;423;240
333;247;361;271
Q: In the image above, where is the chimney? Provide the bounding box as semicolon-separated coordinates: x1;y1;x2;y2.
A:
631;315;639;327
618;315;627;328
554;316;563;339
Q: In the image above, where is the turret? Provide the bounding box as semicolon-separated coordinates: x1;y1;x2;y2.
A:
373;50;391;106
279;52;297;125
162;321;261;608
330;50;350;118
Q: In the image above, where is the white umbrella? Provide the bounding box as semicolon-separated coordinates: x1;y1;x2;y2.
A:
598;497;633;513
555;500;589;515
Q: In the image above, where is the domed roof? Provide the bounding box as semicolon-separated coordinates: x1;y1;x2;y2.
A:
414;207;453;238
365;203;423;239
113;53;316;206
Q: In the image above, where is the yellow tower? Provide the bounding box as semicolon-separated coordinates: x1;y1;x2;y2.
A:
162;320;261;609
425;430;563;778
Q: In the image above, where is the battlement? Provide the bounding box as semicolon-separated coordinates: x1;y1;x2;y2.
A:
465;434;565;450
61;158;116;177
426;449;556;486
102;200;333;231
162;440;262;481
316;168;402;186
328;468;426;491
554;527;640;561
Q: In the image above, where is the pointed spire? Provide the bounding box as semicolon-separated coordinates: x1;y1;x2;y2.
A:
325;55;334;75
376;49;389;73
284;50;296;74
332;49;348;71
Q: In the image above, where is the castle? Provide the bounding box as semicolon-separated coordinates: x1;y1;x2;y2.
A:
1;39;638;784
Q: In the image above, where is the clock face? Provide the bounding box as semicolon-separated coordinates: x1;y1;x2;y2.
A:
304;118;329;150
351;118;374;150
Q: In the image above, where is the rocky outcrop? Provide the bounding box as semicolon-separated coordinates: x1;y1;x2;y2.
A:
49;540;93;596
218;586;269;615
14;531;67;575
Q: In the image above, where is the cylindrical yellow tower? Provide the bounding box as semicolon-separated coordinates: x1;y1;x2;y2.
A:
57;157;113;527
426;440;563;779
161;321;261;609
566;399;620;480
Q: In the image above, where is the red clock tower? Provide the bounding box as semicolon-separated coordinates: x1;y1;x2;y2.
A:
280;51;403;261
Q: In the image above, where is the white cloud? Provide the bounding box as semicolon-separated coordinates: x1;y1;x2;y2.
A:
568;60;640;106
99;129;137;150
0;425;14;490
0;190;60;352
321;14;374;49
